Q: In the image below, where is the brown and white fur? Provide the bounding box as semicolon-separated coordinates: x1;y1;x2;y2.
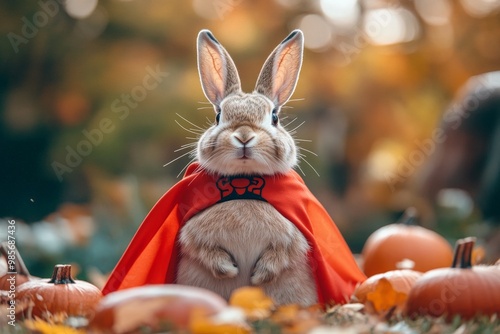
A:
176;30;317;306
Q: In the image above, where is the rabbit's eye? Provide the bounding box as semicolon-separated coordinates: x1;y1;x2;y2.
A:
215;112;221;125
272;112;279;126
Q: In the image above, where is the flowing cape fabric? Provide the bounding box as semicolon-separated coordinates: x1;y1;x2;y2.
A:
102;163;366;305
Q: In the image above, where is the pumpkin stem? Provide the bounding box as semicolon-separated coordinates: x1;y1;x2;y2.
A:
0;241;30;276
399;207;419;226
48;264;76;284
451;237;475;269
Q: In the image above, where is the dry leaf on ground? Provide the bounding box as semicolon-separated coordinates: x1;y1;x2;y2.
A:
365;278;407;315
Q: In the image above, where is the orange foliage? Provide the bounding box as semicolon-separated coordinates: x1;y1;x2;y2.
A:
365;278;408;315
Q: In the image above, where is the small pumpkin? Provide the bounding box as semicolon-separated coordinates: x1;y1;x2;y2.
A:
361;208;453;277
352;269;422;314
0;242;33;290
405;237;500;320
89;284;227;333
16;264;102;320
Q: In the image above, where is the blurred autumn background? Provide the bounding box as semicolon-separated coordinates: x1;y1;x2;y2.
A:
1;0;500;280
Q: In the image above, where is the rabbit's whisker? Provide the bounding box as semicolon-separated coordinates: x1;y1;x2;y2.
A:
299;156;320;177
283;117;298;128
163;149;196;167
295;164;306;176
176;113;206;130
288;121;305;133
175;120;204;135
179;141;198;147
299;147;318;157
174;143;198;152
177;157;198;178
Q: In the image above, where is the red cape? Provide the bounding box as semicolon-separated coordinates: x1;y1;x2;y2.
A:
102;163;366;305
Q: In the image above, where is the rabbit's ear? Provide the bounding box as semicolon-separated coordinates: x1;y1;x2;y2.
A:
255;30;304;108
197;30;241;108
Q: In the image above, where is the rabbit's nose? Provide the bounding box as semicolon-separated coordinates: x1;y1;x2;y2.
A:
232;132;256;146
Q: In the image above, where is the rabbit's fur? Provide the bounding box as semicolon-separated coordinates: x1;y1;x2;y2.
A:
176;30;317;306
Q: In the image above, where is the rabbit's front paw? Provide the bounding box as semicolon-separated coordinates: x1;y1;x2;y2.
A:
205;247;239;279
251;245;290;285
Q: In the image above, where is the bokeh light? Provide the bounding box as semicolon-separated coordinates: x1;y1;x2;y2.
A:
320;0;360;30
460;0;500;18
363;8;421;45
415;0;452;26
297;14;332;50
65;0;99;19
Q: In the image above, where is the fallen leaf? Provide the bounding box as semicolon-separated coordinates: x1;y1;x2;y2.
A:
271;304;299;325
365;278;407;314
229;286;274;319
190;307;250;334
24;318;85;334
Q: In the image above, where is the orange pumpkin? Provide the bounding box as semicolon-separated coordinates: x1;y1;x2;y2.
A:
405;237;500;321
16;264;102;319
361;208;453;277
353;269;423;303
89;284;228;333
352;269;422;314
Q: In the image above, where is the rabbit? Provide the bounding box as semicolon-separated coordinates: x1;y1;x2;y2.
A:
176;29;317;306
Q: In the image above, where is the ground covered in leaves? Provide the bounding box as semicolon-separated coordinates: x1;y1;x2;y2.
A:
1;309;500;333
1;289;499;334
